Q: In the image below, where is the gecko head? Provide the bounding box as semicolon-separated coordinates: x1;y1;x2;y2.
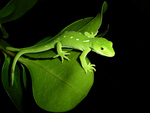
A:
90;38;115;57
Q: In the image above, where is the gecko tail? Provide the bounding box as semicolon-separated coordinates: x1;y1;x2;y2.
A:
11;50;26;85
6;46;22;52
11;72;15;86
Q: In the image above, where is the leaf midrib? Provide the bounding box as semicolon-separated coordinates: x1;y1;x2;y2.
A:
19;57;87;96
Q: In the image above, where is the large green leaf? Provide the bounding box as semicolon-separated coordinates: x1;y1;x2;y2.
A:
0;0;38;24
0;39;27;112
1;53;27;112
47;1;108;41
19;50;94;112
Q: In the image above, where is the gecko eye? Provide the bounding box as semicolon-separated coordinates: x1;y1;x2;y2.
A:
100;47;104;50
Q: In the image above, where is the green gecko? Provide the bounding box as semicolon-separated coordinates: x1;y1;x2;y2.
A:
6;31;115;85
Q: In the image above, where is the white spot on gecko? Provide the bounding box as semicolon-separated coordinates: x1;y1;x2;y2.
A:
83;40;90;42
76;39;79;41
45;45;47;47
70;36;73;39
64;35;66;38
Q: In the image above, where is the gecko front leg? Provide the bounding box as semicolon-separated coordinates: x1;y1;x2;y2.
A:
53;41;70;63
80;48;96;73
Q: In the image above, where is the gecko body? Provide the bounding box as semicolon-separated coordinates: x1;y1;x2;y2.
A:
6;31;115;85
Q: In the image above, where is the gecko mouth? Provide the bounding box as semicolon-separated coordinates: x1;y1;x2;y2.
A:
96;50;115;57
106;53;115;57
96;50;106;56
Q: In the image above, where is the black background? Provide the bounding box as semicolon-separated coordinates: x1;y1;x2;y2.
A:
0;0;148;112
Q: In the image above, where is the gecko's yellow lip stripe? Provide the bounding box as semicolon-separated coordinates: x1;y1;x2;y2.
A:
96;50;115;57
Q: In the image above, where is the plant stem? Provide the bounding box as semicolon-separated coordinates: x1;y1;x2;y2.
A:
0;43;15;57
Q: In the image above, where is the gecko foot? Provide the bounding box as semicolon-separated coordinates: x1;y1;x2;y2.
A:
53;51;70;63
83;63;96;74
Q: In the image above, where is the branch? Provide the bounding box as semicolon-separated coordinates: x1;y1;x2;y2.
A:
0;43;15;57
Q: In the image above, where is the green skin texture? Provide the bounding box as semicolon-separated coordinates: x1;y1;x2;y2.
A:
6;31;115;85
